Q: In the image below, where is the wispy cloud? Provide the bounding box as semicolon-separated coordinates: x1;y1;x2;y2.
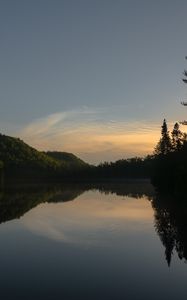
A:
16;106;175;163
19;107;96;138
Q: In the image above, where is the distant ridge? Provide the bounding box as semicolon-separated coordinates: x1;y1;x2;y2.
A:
0;133;89;179
46;151;87;167
0;133;59;168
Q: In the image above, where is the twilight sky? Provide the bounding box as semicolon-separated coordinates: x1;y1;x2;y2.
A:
1;0;187;163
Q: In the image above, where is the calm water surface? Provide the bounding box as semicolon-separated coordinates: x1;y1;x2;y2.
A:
0;182;187;300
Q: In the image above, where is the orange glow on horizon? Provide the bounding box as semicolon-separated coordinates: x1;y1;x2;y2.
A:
18;112;163;163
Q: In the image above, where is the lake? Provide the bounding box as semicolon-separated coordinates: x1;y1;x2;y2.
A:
0;181;187;300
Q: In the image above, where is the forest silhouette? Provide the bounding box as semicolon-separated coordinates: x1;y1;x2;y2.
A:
1;118;187;195
1;60;187;191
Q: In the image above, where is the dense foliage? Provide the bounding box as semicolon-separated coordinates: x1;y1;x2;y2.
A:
94;156;154;179
152;120;187;193
1;119;187;187
0;133;60;178
46;151;88;169
0;134;89;180
0;133;156;182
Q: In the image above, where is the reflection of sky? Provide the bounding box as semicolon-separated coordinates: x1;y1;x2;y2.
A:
0;189;187;299
20;191;154;247
1;1;187;162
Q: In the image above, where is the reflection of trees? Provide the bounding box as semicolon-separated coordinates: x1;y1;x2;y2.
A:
0;185;84;224
152;193;187;266
3;181;187;267
94;181;154;199
0;181;155;224
5;180;187;267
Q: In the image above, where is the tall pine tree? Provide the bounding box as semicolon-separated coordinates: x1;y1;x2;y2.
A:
155;119;172;155
171;122;183;151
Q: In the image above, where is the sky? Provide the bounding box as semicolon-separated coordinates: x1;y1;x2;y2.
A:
1;0;187;163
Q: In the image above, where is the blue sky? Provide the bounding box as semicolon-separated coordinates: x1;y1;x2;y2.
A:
1;0;187;163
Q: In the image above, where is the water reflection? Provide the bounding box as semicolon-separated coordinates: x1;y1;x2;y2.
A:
1;181;187;299
152;193;187;266
1;181;187;267
0;185;84;224
21;190;154;247
0;181;154;224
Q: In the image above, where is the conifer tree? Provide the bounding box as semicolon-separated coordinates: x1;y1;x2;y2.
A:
155;119;172;155
171;122;183;151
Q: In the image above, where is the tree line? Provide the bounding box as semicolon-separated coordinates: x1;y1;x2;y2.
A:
155;119;187;155
152;119;187;193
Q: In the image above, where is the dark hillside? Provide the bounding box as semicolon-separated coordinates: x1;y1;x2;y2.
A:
0;134;90;180
46;151;88;167
0;134;59;170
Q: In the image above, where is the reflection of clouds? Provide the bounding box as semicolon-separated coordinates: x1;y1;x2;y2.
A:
22;216;68;242
16;106;165;163
21;191;153;247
